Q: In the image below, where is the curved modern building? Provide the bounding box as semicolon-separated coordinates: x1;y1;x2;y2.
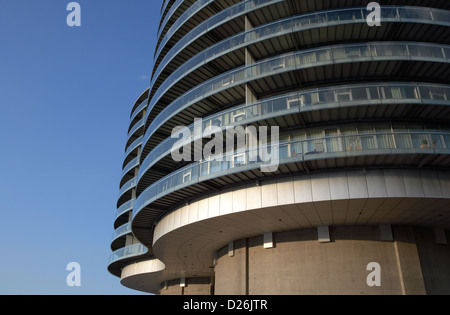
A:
109;0;450;295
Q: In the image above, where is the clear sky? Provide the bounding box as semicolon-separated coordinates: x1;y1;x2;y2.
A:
0;0;162;294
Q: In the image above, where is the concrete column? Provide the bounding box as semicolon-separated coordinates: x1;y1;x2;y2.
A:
160;278;213;295
318;226;331;243
392;226;427;295
245;15;257;106
214;239;248;295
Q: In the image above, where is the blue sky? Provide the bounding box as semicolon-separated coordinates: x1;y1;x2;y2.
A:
0;0;162;294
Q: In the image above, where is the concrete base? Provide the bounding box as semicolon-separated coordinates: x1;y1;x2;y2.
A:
213;225;450;295
160;277;213;296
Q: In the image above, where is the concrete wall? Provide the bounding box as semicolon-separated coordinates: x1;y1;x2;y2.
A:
415;228;450;294
214;225;450;295
160;277;212;296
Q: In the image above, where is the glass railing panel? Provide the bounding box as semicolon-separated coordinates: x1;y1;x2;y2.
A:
118;177;137;198
442;135;450;149
127;117;145;140
419;85;450;102
122;156;139;179
116;199;135;219
432;9;450;24
109;244;147;265
124;136;143;159
111;222;132;241
130;99;148;122
398;6;432;20
410;44;445;59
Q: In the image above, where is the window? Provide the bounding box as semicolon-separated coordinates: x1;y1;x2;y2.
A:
302;52;317;64
232;109;246;123
222;74;234;86
429;88;447;101
314;141;324;152
183;171;192;183
200;162;210;176
287;96;304;108
345;47;362;58
271;58;286;71
335;89;353;102
310;92;321;105
325;129;342;152
390;87;403;99
232;153;246;168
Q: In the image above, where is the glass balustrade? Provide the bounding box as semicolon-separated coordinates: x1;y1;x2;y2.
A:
151;0;285;100
116;199;135;221
121;156;140;180
134;124;450;219
126;117;145;143
109;243;148;265
130;98;148;122
138;82;450;182
141;41;450;155
118;177;137;199
156;0;184;43
156;0;212;55
124;136;143;160
148;5;450;125
111;222;132;242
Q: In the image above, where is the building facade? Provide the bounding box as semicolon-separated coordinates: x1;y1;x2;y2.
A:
109;0;450;295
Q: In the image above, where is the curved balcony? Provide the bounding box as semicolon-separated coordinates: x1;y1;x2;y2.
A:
111;222;132;246
130;90;149;121
155;0;202;54
117;177;137;205
115;199;135;226
120;156;140;189
159;0;174;20
121;156;139;178
157;0;182;48
154;0;243;72
151;0;284;97
137;82;450;185
111;0;450;294
125;117;145;147
130;98;148;123
108;244;149;276
123;136;142;167
140;41;450;160
149;5;450;118
133;125;450;238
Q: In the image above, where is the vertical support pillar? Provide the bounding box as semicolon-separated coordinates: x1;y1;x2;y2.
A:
392;226;426;295
228;241;235;257
318;226;331;243
434;228;448;245
264;232;274;249
245;15;257;106
380;224;394;241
